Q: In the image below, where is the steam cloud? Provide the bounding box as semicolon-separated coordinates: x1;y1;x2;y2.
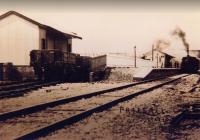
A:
154;39;170;51
172;27;189;55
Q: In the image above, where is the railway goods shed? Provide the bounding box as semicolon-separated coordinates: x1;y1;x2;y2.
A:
0;11;82;66
0;11;107;81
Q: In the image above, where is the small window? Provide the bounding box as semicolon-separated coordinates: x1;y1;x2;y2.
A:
41;39;46;50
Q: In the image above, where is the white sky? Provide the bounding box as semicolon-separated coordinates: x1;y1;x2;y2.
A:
0;1;200;55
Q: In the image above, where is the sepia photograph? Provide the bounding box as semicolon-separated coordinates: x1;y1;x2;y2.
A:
0;0;199;139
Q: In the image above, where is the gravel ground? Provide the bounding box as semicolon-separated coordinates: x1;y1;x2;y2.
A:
0;82;127;113
0;76;175;139
0;67;139;114
39;74;200;140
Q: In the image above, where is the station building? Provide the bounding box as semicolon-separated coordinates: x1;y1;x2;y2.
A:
141;32;200;69
142;49;175;68
142;46;200;68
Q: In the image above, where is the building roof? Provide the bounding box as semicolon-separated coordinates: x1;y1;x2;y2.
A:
142;49;174;58
142;50;152;57
143;43;195;60
0;11;82;39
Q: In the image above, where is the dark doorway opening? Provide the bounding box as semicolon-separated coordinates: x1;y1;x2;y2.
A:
42;39;46;50
68;44;72;53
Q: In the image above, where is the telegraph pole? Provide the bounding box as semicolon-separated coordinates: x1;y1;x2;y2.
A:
134;46;136;68
152;44;154;61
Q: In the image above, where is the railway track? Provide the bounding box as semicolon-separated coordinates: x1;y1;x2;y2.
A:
0;75;178;120
0;74;188;140
0;81;61;99
0;81;20;86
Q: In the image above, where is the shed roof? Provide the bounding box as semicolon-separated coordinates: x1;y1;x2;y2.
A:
0;11;82;39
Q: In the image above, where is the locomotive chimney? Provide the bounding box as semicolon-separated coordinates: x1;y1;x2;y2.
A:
186;45;189;57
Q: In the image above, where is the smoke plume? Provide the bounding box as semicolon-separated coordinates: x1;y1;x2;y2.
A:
172;27;189;55
154;39;170;51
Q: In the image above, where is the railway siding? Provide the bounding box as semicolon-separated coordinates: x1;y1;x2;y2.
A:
39;74;199;140
0;82;126;113
0;74;187;139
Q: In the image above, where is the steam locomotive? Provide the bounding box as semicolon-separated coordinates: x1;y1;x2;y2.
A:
180;45;199;73
181;55;199;73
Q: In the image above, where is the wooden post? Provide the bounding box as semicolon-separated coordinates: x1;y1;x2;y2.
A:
134;46;136;68
156;53;158;68
152;44;154;61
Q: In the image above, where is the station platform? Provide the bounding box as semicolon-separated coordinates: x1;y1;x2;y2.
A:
133;68;181;80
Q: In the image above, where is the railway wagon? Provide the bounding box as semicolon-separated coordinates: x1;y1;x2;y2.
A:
30;50;107;81
77;55;106;71
76;55;107;81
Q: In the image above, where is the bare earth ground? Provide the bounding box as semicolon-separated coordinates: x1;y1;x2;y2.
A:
0;68;199;140
0;82;127;113
39;74;200;140
0;67;133;113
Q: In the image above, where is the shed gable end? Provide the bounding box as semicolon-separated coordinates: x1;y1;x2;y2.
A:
0;14;40;65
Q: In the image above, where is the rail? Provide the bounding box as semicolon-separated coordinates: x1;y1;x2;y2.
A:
0;75;177;121
14;74;188;140
0;81;61;99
